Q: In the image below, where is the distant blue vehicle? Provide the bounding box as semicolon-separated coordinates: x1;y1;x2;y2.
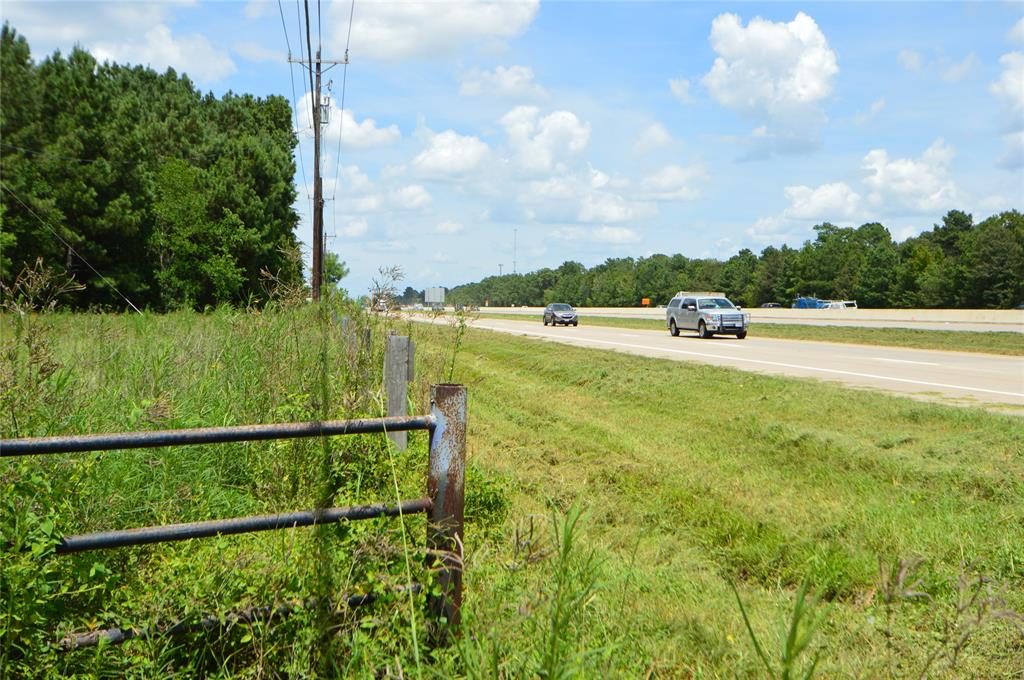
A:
792;297;829;309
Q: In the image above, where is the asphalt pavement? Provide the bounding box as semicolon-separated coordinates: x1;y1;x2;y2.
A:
412;315;1024;412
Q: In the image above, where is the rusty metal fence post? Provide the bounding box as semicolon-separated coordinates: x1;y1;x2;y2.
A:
426;384;466;643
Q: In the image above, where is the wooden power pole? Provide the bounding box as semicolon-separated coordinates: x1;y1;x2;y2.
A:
290;4;346;302
311;49;323;302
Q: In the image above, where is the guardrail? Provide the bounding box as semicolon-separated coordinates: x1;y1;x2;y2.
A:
0;383;467;649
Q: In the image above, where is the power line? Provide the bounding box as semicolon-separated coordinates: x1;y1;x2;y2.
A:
276;0;293;54
302;1;316;122
277;0;312;209
329;0;356;247
0;142;203;167
1;142;109;164
0;182;142;314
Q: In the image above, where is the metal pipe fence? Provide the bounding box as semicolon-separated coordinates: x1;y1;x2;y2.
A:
0;383;467;649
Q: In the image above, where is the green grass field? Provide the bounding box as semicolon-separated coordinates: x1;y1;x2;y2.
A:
2;307;1021;677
467;311;1024;356
413;322;1023;677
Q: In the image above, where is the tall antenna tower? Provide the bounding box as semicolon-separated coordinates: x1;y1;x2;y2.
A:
513;228;518;274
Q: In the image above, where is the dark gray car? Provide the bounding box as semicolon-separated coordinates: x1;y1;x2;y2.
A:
544;303;578;326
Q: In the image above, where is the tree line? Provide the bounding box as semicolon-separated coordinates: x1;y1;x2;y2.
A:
0;25;303;310
447;211;1024;309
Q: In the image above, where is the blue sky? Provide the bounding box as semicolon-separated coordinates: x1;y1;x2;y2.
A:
3;1;1022;294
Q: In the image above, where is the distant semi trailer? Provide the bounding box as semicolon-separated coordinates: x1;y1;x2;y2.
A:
425;286;445;309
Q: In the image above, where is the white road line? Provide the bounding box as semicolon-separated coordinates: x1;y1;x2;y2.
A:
873;357;941;366
482;325;1024;399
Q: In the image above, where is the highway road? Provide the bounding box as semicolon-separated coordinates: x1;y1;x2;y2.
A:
413;316;1024;411
475;307;1024;333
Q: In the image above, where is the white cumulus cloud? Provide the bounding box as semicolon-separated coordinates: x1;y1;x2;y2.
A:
783;182;862;220
334;165;374;194
748;140;960;244
991;52;1024;124
329;0;539;61
500;106;591;174
460;65;545;98
702;11;838;153
92;24;236;83
578;193;637;223
990;51;1024;168
412;130;490;177
640;165;706;201
518;173;649;225
1008;17;1024;45
297;94;401;149
391;185;433;210
862;139;958;214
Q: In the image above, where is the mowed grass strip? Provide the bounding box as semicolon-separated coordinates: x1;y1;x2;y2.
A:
416;323;1024;676
466;311;1024;356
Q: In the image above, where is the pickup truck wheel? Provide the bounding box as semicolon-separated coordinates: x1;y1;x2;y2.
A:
736;331;747;340
698;321;712;338
670;319;679;337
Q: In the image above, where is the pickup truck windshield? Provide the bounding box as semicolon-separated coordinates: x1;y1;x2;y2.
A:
698;298;736;309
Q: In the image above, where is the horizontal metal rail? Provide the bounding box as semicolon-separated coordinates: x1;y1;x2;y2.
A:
59;586;423;649
1;414;436;457
55;498;432;554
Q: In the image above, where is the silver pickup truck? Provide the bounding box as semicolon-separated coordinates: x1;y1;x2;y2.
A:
666;294;749;339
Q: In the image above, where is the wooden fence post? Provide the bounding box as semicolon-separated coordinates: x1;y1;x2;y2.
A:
385;335;413;450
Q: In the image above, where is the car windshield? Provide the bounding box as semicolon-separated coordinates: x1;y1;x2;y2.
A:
550;304;572;311
698;298;736;309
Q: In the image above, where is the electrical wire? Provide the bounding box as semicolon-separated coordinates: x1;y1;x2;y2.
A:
302;0;316;125
278;0;312;207
0;182;143;314
1;142;109;164
329;0;356;244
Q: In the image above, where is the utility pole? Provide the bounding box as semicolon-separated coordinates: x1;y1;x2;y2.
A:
312;48;323;301
289;3;347;302
498;264;503;276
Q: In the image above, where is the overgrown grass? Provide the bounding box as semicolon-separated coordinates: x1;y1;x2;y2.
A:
466;312;1024;356
411;323;1024;677
3;307;1021;677
0;303;508;677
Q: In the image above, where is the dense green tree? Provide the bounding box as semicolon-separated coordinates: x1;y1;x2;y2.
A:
0;24;301;309
959;211;1024;308
446;209;1022;310
152;160;257;308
